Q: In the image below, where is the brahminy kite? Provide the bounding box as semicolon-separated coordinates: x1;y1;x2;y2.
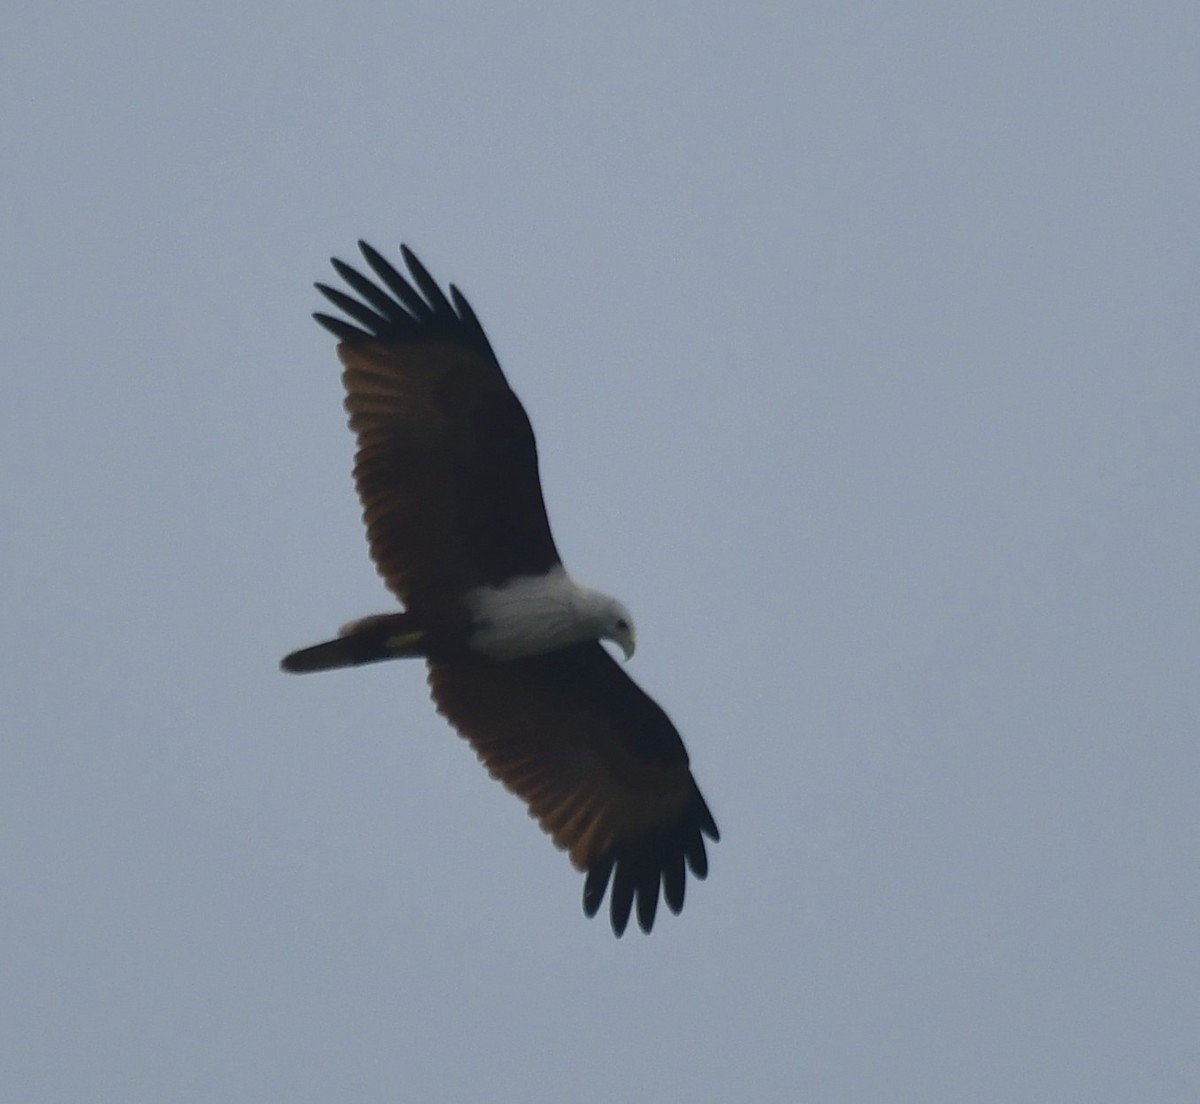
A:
282;243;718;935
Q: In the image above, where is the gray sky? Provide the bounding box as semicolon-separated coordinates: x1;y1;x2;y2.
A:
4;3;1198;1101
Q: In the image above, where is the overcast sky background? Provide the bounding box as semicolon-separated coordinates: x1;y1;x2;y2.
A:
3;3;1197;1101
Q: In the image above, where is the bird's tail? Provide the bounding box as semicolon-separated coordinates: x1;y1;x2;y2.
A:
280;613;428;673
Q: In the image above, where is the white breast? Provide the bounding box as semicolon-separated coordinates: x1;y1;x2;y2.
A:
465;566;600;659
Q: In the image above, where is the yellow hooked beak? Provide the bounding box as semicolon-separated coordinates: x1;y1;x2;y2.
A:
614;625;636;662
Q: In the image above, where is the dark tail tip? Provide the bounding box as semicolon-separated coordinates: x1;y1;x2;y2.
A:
280;613;425;674
280;638;358;673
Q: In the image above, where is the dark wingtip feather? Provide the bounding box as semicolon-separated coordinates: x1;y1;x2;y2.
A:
398;242;420;271
313;311;368;343
699;798;720;841
635;863;662;934
310;241;496;356
582;786;717;936
583;859;613;918
329;258;402;318
315;283;390;332
330;257;358;281
359;241;431;320
610;862;637;937
449;283;492;347
663;851;686;915
399;244;455;318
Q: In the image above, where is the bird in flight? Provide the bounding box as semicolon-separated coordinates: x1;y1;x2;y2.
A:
282;243;718;935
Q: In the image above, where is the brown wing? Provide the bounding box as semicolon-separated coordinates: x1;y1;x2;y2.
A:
427;643;719;935
314;243;561;612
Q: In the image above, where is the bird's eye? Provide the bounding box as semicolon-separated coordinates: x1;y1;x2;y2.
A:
616;618;629;632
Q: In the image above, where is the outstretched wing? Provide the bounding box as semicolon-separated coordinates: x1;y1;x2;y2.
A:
427;643;719;935
314;242;560;612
